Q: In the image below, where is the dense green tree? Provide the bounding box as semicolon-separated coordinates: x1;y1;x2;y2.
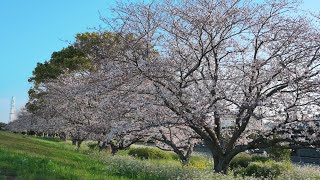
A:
27;32;128;112
29;46;92;85
27;45;93;112
0;122;7;130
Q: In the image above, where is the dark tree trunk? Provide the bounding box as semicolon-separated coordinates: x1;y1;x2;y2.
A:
183;143;194;165
111;148;118;155
110;143;119;155
180;155;191;166
213;156;231;174
72;139;77;146
27;131;35;136
99;141;106;152
76;140;83;149
59;132;66;141
174;148;192;166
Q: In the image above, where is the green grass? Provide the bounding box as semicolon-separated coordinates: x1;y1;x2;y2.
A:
0;131;126;180
0;131;213;179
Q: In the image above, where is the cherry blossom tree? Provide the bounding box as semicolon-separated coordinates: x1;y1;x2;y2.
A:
95;0;320;173
36;73;108;147
6;108;35;134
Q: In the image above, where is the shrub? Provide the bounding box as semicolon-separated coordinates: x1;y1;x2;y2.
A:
230;153;270;170
87;142;99;150
230;153;252;169
128;147;172;160
242;160;292;178
251;155;269;163
231;153;288;178
0;123;6;131
266;146;291;162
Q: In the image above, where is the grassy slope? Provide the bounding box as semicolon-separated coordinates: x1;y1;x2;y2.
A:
0;131;211;180
1;131;319;180
0;131;126;180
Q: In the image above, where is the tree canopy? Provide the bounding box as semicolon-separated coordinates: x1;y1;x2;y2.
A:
29;45;92;85
0;122;7;131
27;43;93;112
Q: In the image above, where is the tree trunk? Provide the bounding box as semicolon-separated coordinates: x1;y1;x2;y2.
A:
111;148;118;155
213;156;231;174
180;156;190;166
175;150;191;166
72;139;77;146
76;140;83;149
110;143;118;155
99;141;106;152
59;132;66;141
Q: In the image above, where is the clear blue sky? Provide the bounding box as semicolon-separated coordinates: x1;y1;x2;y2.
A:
0;0;319;123
0;0;115;123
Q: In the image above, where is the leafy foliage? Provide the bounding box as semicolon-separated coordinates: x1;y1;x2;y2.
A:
241;160;292;178
27;45;93;112
231;153;293;178
128;146;172;160
230;153;253;169
230;153;269;169
28;46;92;85
266;146;291;162
0;122;6;131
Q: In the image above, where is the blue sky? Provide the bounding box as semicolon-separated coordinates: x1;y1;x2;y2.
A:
0;0;319;123
0;0;115;123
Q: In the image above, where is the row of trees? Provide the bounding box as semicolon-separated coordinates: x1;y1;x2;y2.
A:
6;0;320;173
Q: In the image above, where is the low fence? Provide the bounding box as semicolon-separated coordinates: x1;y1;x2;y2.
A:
291;156;320;165
291;148;320;165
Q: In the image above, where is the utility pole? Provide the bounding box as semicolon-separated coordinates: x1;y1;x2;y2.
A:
9;96;16;123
